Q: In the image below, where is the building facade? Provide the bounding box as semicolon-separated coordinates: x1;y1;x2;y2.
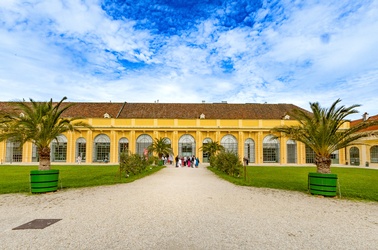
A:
0;102;356;165
346;114;378;167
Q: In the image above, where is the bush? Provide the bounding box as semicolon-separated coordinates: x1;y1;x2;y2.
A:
210;151;243;177
119;151;150;177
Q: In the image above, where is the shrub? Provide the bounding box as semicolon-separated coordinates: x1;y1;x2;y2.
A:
119;151;150;177
210;151;243;177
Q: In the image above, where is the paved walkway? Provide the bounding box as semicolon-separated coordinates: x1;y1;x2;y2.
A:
0;164;377;249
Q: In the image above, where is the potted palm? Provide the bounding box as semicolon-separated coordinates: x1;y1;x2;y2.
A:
271;99;378;196
0;97;90;193
147;137;173;166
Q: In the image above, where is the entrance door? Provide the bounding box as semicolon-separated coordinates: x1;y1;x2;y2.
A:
202;138;212;163
178;135;195;157
350;147;360;166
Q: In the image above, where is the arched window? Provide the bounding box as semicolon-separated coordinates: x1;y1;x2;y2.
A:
350;147;360;166
32;143;39;162
202;138;212;163
136;134;153;157
263;135;279;163
119;137;129;153
305;145;315;163
244;138;255;163
287;140;297;164
162;137;173;158
76;137;86;163
51;135;67;162
94;134;110;162
179;134;196;157
370;146;378;163
221;134;238;154
331;150;339;164
163;137;172;150
6;139;22;163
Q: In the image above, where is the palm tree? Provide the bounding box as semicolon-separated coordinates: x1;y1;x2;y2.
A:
0;97;90;170
271;99;378;173
199;141;224;160
147;137;173;159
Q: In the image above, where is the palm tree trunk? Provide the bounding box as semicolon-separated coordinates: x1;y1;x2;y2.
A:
38;146;51;171
315;155;331;173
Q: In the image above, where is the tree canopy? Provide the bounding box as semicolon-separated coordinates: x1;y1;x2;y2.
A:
147;137;173;158
199;141;224;159
271;99;378;173
0;97;90;170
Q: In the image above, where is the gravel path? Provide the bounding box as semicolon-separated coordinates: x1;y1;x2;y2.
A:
0;165;377;250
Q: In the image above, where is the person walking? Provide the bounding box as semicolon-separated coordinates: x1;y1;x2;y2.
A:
175;155;179;167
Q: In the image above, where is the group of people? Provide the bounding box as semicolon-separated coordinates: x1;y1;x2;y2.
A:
175;155;199;168
161;155;174;165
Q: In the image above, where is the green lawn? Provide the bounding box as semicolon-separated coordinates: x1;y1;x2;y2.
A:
2;165;377;202
208;166;378;202
0;165;164;194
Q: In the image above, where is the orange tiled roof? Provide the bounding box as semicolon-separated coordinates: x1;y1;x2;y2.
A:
350;114;378;132
0;102;124;119
0;101;308;120
116;103;305;119
62;102;124;118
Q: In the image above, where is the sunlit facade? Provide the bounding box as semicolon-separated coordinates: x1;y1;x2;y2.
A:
0;102;356;165
346;114;378;167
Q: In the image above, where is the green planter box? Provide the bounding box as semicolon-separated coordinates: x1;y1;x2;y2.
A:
308;172;338;197
30;170;60;193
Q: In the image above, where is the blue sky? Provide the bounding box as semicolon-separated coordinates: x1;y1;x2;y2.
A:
1;0;378;120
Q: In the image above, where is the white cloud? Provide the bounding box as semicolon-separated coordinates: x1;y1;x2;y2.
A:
0;0;377;119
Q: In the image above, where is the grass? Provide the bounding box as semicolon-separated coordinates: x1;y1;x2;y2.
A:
2;165;377;202
0;165;164;194
208;166;378;202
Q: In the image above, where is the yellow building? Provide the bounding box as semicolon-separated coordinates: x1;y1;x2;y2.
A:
0;102;351;165
346;114;378;168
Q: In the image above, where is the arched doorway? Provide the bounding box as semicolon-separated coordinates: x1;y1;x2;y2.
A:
179;134;195;157
331;150;339;164
136;134;153;157
221;134;238;154
119;137;129;152
6;139;22;163
94;134;110;162
350;147;360;166
370;146;378;163
286;140;297;164
305;145;315;164
263;135;279;163
202;138;212;163
51;135;67;162
244;138;255;163
76;137;87;163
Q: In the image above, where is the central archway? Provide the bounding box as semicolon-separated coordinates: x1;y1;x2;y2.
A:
179;134;195;157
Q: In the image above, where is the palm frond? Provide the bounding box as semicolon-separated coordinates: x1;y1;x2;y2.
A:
271;99;378;172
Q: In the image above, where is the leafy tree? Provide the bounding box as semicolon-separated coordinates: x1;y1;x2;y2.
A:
0;97;90;170
271;99;378;173
199;141;224;159
147;137;173;159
